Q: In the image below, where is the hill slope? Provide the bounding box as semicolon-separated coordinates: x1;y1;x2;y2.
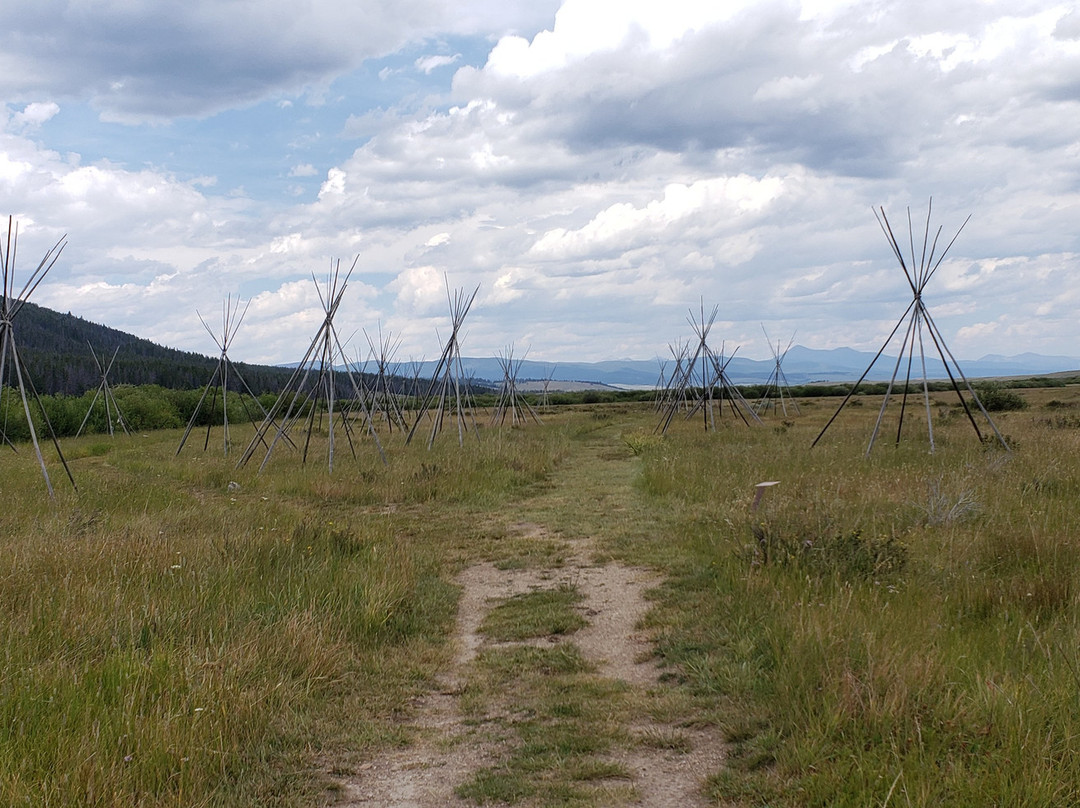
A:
8;302;295;396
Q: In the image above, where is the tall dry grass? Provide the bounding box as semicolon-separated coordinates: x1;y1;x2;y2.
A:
632;388;1080;805
0;418;567;806
6;387;1080;806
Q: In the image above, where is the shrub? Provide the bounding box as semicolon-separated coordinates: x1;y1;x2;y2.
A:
975;382;1028;412
112;385;184;430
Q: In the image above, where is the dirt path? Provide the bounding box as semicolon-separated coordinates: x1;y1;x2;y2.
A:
333;431;725;806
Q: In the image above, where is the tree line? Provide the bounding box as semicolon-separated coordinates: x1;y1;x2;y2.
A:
0;376;1045;445
12;301;298;396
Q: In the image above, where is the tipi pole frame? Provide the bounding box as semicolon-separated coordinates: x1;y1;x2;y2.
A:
811;297;916;449
812;200;1007;453
362;324;409;433
756;326;800;417
704;345;763;427
238;258;385;472
178;296;275;457
491;346;543;427
0;217;75;495
866;301;919;454
6;337;77;493
328;317;386;466
238;330;321;468
655;342;697;435
656;305;716;435
405;281;480;449
76;343;129;438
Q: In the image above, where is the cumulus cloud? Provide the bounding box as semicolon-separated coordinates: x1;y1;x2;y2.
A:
0;122;249;256
449;1;1080;179
415;54;462;74
4;1;1080;365
529;175;784;261
0;0;560;121
318;167;347;199
391;265;451;315
10;102;60;132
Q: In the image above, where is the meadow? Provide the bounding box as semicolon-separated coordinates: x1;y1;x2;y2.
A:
2;382;1080;806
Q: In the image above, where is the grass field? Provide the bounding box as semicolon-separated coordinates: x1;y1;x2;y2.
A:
3;384;1080;806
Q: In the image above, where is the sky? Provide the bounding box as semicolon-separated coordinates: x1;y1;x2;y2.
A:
2;0;1079;367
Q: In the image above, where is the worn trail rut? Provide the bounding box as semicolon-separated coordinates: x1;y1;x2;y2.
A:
333;433;725;806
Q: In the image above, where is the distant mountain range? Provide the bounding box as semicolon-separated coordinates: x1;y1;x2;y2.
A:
10;302;1080;395
416;347;1080;390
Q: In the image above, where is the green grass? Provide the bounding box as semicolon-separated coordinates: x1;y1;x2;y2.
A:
5;388;1080;805
458;645;632;806
628;388;1080;806
0;418;569;806
480;585;587;642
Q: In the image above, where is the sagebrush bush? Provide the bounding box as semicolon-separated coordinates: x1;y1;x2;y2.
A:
976;381;1028;411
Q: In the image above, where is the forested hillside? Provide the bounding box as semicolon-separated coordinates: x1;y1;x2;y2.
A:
10;302;296;395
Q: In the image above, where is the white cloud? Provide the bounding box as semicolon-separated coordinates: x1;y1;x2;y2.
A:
530;174;784;260
0;0;561;121
3;0;1080;366
270;232;305;254
11;102;60;131
318;167;347;199
753;74;823;104
482;0;757;80
391;264;449;315
415;53;461;74
487;267;527;304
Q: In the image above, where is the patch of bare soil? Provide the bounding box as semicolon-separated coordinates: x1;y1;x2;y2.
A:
332;524;725;806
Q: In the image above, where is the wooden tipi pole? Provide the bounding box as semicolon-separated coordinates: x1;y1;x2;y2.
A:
812;200;1009;453
0;217;76;495
76;343;129;437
